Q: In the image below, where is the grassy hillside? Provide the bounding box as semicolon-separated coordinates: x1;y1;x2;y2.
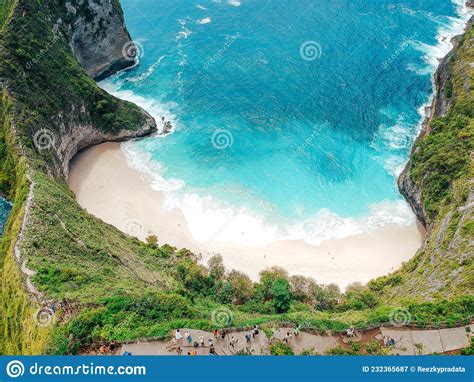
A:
0;0;472;355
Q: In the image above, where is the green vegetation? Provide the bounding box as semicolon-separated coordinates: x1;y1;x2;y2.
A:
376;23;474;301
269;342;294;356
0;0;472;355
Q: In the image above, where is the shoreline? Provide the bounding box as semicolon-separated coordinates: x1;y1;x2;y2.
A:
69;142;424;288
67;2;471;289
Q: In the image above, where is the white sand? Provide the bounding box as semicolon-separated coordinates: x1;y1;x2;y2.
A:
68;142;425;289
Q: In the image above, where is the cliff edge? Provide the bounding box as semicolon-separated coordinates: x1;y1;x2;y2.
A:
394;17;473;300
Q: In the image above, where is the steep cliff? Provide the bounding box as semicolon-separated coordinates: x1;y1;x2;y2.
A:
0;0;156;182
0;0;157;354
393;19;473;300
66;0;138;81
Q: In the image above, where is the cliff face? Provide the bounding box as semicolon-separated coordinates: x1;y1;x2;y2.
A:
66;0;137;81
393;19;474;300
0;0;156;181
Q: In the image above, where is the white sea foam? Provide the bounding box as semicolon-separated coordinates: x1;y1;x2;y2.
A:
103;0;470;248
99;81;179;135
121;142;415;246
228;0;241;6
197;17;212;24
126;55;167;83
375;1;472;177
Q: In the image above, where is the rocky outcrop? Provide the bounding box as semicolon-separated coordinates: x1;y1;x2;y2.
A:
66;0;137;81
57;108;155;178
399;16;473;226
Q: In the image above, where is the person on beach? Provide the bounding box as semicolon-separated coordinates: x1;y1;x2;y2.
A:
220;331;226;340
176;346;182;355
175;329;182;342
213;329;219;338
199;335;205;346
208;338;214;347
284;332;292;343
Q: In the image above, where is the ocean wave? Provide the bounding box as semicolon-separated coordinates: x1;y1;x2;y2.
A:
121;143;415;247
99;82;179;135
374;1;472;177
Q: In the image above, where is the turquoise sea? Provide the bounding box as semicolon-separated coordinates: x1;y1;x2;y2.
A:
0;197;11;238
101;0;470;245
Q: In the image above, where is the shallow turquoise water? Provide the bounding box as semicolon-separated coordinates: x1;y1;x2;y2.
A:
102;0;469;244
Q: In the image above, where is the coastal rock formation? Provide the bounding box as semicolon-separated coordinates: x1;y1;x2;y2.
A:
395;17;473;299
66;0;137;81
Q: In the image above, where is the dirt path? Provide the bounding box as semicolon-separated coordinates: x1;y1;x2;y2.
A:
111;324;472;356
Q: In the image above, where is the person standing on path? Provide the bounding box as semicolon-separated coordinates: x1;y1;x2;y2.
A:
230;336;238;348
199;335;205;347
245;333;251;344
175;329;183;342
185;332;193;345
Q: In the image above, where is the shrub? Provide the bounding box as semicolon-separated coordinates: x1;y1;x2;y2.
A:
269;341;294;355
271;278;292;313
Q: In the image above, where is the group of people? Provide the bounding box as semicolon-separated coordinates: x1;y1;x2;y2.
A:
173;325;261;355
282;324;300;344
173;329;217;355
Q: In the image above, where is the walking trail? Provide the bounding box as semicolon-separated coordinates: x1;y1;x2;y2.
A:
106;324;473;356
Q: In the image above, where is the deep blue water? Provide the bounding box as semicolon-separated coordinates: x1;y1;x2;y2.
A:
102;0;469;244
0;197;11;238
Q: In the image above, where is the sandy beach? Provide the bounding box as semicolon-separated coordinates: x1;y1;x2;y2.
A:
69;142;425;288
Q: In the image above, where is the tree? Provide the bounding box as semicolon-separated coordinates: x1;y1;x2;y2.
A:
227;270;253;304
146;235;158;247
259;266;289;299
271;278;291;313
217;281;234;304
290;275;317;302
208;254;225;281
